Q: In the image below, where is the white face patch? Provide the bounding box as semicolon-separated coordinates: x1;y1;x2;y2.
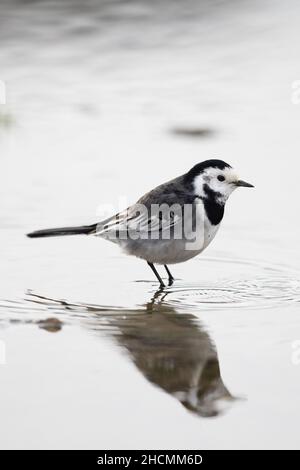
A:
193;166;240;203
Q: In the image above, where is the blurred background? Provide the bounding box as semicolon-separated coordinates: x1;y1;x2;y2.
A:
0;0;300;450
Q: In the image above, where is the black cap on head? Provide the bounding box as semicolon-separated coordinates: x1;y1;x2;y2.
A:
185;159;232;183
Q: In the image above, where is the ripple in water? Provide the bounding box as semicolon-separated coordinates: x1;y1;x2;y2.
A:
164;257;300;310
0;257;299;324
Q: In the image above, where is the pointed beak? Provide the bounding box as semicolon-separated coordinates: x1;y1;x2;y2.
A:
234;180;255;188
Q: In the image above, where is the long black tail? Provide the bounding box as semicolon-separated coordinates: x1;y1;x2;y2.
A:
27;223;97;238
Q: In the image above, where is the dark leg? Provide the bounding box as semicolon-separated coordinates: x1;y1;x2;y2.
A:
164;265;174;285
147;262;165;288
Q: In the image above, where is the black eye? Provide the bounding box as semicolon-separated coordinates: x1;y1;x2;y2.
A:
218;175;225;182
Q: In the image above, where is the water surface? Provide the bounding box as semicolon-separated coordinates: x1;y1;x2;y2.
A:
0;0;300;449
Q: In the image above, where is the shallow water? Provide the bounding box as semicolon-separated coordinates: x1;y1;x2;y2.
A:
1;0;300;449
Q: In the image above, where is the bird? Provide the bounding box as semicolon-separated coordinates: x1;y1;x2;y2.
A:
27;159;254;288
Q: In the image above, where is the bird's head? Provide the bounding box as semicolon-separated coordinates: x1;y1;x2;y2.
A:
185;159;254;204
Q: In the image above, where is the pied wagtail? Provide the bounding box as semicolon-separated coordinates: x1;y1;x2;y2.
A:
27;160;254;288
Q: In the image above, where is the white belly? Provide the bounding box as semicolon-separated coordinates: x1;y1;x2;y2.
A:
119;202;221;265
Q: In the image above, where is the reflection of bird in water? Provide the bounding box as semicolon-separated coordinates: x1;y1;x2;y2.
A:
107;299;234;417
27;290;235;418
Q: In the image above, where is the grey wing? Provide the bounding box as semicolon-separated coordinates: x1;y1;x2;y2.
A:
95;204;183;241
95;175;196;241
